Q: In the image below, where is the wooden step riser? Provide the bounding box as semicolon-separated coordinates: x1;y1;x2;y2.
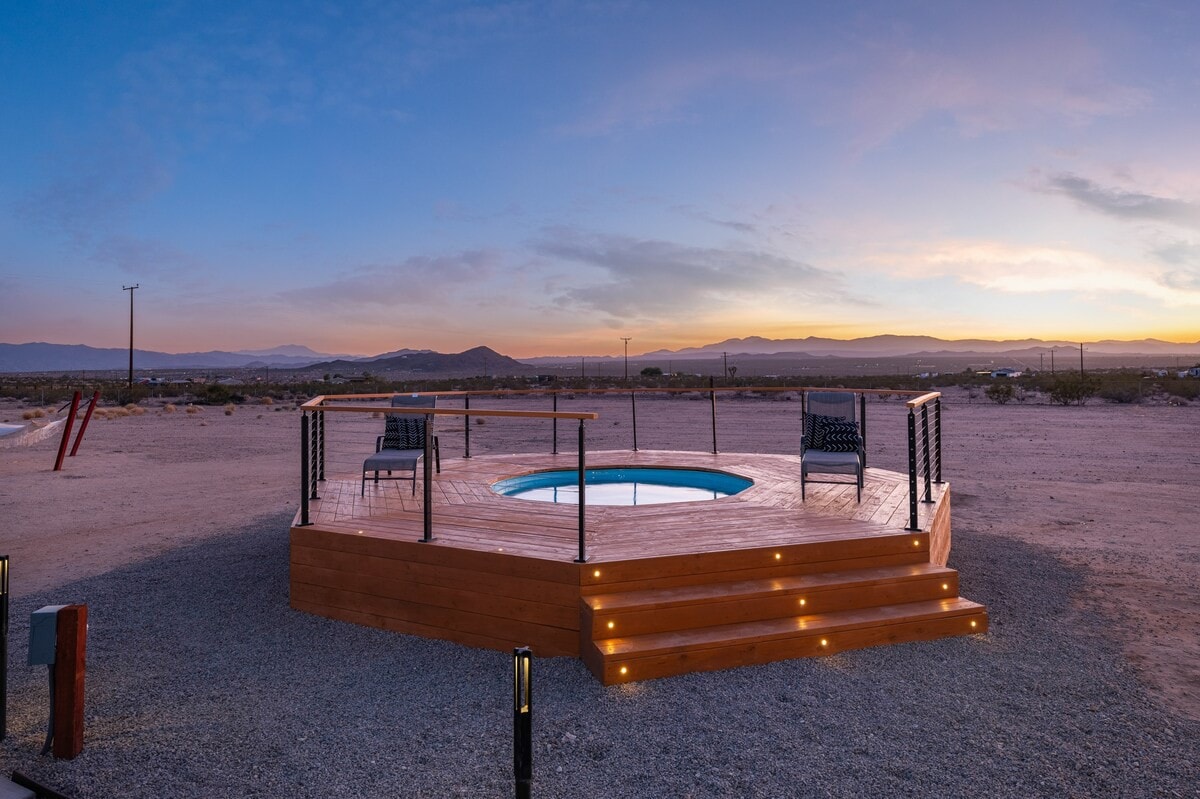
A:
590;611;989;685
585;573;960;638
582;532;930;592
584;549;931;595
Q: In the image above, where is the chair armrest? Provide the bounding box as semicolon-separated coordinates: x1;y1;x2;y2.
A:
376;435;384;452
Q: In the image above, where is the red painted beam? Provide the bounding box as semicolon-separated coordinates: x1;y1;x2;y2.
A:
52;604;87;759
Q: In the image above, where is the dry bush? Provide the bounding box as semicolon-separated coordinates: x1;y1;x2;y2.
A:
186;405;202;415
260;396;274;405
21;409;41;420
129;406;147;416
124;403;139;411
109;408;130;418
163;404;177;414
223;403;236;416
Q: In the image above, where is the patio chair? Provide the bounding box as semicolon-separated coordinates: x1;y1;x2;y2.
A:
361;394;441;496
801;391;863;502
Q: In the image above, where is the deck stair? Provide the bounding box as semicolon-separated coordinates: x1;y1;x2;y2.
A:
581;538;988;684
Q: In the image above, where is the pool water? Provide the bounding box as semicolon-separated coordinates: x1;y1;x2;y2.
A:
492;467;752;506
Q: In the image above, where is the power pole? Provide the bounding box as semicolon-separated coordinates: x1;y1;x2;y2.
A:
123;284;139;392
1079;343;1085;376
580;357;585;378
1051;350;1055;375
723;351;728;380
620;337;631;381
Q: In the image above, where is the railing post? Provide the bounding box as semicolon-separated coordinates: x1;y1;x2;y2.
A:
464;394;471;459
921;405;933;503
859;393;867;468
934;398;943;484
630;389;638;452
299;413;311;526
574;419;587;563
309;410;320;501
552;392;558;455
421;412;433;542
906;408;919;531
710;378;718;454
317;410;326;481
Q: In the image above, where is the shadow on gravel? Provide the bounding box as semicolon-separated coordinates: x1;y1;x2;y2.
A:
1;514;1196;798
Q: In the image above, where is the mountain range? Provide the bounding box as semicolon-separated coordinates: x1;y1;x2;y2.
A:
1;336;1197;374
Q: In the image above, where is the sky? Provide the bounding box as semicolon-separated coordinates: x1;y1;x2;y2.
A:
2;1;1199;359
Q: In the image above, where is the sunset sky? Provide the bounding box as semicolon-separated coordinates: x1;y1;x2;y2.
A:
2;1;1199;358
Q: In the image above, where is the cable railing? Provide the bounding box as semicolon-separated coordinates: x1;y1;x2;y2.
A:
904;391;943;532
298;385;946;561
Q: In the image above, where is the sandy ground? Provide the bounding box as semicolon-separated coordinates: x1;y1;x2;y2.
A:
1;389;1197;722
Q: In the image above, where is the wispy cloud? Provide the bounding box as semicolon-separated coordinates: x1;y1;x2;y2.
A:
1040;174;1200;228
280;250;500;309
671;205;757;234
533;228;854;320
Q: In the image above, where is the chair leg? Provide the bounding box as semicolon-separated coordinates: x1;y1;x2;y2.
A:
361;472;366;496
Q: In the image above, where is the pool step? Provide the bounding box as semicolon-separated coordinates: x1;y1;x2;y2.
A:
582;563;987;684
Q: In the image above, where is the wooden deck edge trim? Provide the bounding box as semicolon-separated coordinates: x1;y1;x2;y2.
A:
928;487;952;567
290;582;580;655
290;599;578;658
291;562;580;630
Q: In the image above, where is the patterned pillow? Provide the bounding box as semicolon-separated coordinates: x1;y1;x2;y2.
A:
821;420;860;452
804;414;840;449
383;416;426;449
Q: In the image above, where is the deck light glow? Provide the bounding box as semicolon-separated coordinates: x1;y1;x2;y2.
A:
799;599;806;606
774;553;782;560
820;638;828;647
913;539;921;547
970;620;978;628
619;666;628;675
942;583;949;590
593;569;601;578
607;621;615;630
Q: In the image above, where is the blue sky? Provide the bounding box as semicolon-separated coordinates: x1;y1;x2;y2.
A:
2;1;1198;357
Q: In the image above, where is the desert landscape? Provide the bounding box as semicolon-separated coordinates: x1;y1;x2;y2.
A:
0;389;1196;797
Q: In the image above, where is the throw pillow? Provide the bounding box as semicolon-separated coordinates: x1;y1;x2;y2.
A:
383;416;425;449
821;420;859;452
804;413;839;449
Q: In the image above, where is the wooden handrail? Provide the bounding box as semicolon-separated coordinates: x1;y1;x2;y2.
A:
905;391;942;409
306;404;598;421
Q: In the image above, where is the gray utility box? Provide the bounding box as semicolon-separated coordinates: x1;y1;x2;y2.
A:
28;605;66;666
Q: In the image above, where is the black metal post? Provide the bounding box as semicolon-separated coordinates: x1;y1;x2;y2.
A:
859;393;867;468
906;409;919;531
300;414;311;526
1;554;8;740
464;394;471;459
630;389;638;452
934;398;943;484
317;410;326;481
309;411;320;501
921;405;932;503
513;647;533;799
710;377;718;454
575;420;587;563
421;412;434;542
552;393;558;455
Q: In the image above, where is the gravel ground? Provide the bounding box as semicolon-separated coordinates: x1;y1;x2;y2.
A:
1;511;1196;798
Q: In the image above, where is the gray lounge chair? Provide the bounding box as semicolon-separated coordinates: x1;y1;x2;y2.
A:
361;394;441;496
801;391;863;502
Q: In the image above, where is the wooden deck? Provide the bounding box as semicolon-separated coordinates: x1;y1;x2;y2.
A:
290;450;985;683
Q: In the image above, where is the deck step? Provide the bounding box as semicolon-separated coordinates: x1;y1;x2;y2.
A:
587;598;988;684
583;562;959;638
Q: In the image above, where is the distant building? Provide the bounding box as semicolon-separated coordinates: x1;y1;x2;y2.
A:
990;368;1022;378
1188;366;1200;378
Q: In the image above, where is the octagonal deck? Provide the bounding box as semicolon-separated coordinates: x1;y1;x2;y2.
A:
290;449;981;683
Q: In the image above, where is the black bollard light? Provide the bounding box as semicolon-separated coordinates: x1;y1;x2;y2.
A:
1;555;8;740
513;647;533;799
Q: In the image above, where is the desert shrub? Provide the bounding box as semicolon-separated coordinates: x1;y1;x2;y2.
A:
186;404;203;415
985;382;1015;404
21;409;43;420
223;403;236;416
1162;378;1200;401
163;403;177;414
1048;376;1098;406
260;396;274;405
124;403;138;411
1096;376;1144;404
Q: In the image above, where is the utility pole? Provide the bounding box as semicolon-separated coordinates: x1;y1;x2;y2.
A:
620;337;631;381
1051;350;1055;375
723;351;728;380
580;357;585;379
123;284;139;392
1079;343;1085;376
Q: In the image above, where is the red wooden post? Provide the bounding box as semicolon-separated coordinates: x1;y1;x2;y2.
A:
52;604;86;759
69;391;101;457
53;392;82;472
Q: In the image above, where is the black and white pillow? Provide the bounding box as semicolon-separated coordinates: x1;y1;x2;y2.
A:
383;416;425;449
821;420;859;452
804;414;839;449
